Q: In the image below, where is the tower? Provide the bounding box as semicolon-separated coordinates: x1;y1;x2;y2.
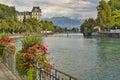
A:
32;6;42;20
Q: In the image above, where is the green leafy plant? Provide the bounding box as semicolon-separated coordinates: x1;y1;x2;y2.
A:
16;35;52;80
21;35;42;52
16;53;27;76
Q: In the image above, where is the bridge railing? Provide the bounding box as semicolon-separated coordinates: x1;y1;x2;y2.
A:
34;63;78;80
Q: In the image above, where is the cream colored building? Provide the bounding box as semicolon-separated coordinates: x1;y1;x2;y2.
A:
16;6;42;22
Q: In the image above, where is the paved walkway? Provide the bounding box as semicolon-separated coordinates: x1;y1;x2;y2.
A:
0;62;17;80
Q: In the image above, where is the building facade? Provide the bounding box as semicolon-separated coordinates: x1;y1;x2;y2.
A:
16;6;42;22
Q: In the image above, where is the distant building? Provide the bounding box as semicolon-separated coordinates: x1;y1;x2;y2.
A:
16;6;42;22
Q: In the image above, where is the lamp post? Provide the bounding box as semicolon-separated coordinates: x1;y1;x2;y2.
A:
115;26;117;33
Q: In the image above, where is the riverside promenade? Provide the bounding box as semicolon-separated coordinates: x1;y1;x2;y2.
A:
0;62;17;80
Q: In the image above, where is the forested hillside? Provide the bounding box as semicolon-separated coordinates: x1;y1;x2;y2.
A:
0;3;59;33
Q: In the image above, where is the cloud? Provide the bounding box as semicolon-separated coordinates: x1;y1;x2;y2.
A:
0;0;101;19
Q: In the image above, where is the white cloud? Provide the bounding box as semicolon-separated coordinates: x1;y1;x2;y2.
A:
43;6;72;18
0;0;100;19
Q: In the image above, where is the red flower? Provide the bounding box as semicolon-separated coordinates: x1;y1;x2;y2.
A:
27;48;32;53
40;45;48;54
0;38;13;45
27;48;37;53
3;38;8;41
0;39;3;43
31;42;38;47
45;67;51;72
32;48;37;53
8;38;13;43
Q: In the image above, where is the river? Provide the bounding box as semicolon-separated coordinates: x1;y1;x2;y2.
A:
14;33;120;80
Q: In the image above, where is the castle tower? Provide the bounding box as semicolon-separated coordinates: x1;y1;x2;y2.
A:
32;6;42;20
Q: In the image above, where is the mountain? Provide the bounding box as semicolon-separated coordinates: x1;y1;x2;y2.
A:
43;17;84;29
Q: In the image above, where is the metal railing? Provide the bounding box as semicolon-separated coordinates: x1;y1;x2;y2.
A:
34;63;78;80
1;47;78;80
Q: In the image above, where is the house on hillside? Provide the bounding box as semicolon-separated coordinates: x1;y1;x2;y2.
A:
16;6;42;22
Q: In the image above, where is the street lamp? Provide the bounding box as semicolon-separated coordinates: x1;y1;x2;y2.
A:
115;26;117;33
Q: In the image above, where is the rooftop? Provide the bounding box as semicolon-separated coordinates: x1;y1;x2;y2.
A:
32;6;41;12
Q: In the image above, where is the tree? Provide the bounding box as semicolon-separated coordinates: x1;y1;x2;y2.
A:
71;27;79;33
40;20;54;31
108;0;120;10
108;0;115;10
96;0;113;30
111;10;120;28
53;25;63;32
80;18;96;33
0;20;9;32
0;4;15;19
108;0;120;29
25;18;40;32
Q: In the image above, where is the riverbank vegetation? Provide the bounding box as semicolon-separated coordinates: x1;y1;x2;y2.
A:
80;0;120;35
0;3;63;33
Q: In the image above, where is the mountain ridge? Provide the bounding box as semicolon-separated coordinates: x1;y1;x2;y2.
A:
43;16;84;29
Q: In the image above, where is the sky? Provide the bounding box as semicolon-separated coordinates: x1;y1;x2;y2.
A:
0;0;109;20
